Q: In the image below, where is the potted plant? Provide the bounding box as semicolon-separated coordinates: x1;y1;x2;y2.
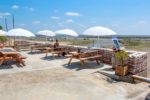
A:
114;50;129;76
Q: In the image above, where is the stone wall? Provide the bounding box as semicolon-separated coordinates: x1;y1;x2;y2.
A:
96;48;148;75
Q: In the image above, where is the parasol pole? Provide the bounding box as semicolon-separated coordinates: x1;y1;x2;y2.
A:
12;15;16;48
98;35;100;48
5;18;8;31
5;18;10;46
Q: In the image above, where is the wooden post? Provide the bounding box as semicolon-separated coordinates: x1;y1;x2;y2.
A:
4;18;8;31
12;15;15;29
132;75;150;83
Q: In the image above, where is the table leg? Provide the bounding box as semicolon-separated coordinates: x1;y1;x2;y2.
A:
0;59;4;65
45;50;48;57
15;57;25;66
96;59;100;65
68;57;73;64
31;48;33;53
20;59;25;66
80;59;84;66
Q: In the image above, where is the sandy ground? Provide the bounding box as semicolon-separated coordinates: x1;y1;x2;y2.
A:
0;51;149;100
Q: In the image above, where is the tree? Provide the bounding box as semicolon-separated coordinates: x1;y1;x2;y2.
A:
0;25;6;42
0;25;2;30
0;36;7;42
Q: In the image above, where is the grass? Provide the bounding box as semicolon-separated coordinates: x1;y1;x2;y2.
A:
0;36;7;42
122;39;150;51
59;39;94;45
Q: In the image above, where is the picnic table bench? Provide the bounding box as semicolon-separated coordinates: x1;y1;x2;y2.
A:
45;47;72;57
0;48;26;66
30;44;52;53
68;50;102;66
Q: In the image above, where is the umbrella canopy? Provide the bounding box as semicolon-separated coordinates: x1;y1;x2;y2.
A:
36;30;55;37
55;29;78;37
0;30;6;36
83;26;117;36
7;28;35;37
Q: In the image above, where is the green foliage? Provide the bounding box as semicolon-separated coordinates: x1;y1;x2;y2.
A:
0;25;2;30
122;39;150;50
60;39;94;45
123;39;140;46
114;50;129;67
0;36;7;42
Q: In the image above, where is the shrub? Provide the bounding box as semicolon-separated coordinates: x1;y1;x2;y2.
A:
0;25;2;30
114;50;129;67
0;36;7;42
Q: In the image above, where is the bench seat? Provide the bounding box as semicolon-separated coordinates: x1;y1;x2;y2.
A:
80;55;101;61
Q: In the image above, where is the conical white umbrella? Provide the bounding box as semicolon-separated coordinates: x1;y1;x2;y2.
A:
0;30;6;36
55;29;78;37
7;28;35;50
36;30;55;37
36;30;55;41
83;26;117;36
83;26;117;48
7;28;35;37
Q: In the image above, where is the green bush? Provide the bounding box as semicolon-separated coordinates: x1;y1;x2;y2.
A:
114;50;129;67
0;25;2;30
0;36;7;42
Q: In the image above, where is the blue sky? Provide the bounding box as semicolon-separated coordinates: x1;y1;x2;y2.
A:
0;0;150;35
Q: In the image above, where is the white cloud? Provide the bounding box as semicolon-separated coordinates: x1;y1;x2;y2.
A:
65;12;80;16
0;12;11;16
65;19;74;23
11;5;19;9
138;20;147;24
51;16;60;20
0;12;11;18
29;7;34;11
19;24;26;26
33;21;40;24
23;6;35;12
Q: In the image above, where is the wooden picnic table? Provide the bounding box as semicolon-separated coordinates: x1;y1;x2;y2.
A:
0;48;26;66
45;47;71;57
45;47;55;57
30;44;53;53
68;50;102;66
30;46;47;53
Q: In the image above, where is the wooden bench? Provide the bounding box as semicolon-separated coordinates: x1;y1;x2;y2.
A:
132;75;150;83
30;44;52;53
80;55;102;65
68;51;102;66
51;51;65;57
51;47;72;57
31;47;47;53
31;46;51;53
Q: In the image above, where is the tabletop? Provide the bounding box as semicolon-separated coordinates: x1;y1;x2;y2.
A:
70;50;98;55
0;48;18;55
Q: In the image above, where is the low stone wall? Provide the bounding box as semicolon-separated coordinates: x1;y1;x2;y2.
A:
127;51;148;74
95;48;148;75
